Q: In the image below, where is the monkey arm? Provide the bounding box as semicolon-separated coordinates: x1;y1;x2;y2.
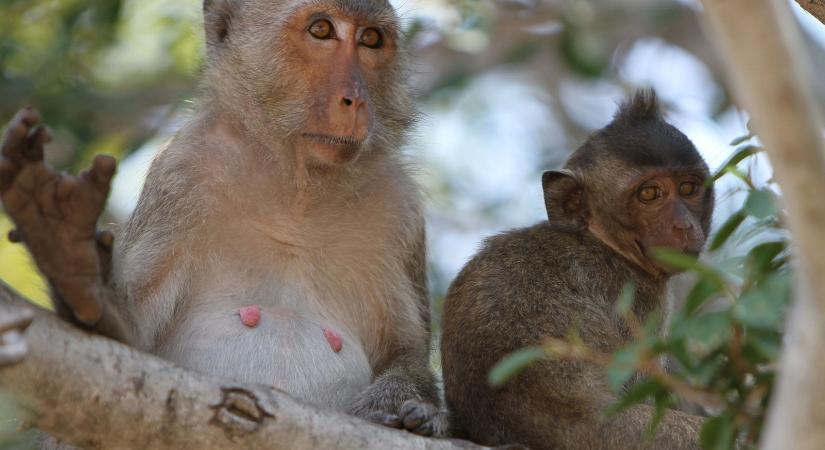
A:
0;108;130;342
347;223;446;436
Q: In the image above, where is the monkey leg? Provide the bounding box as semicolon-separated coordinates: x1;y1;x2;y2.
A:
0;107;116;328
0;303;33;366
348;351;446;437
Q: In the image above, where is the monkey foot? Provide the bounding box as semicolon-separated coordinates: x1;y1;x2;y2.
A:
366;400;447;437
0;304;33;366
1;107;115;325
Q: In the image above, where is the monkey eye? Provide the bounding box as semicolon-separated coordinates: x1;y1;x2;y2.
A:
360;28;383;48
679;181;699;197
637;186;662;203
309;19;335;40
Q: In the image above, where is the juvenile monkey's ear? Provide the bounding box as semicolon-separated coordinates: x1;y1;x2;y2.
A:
204;0;236;48
542;170;588;230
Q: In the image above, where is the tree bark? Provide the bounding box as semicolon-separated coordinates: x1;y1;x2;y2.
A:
699;1;825;449
0;282;483;450
796;0;825;25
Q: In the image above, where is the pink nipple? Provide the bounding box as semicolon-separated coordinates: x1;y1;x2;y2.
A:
323;327;343;353
239;305;261;328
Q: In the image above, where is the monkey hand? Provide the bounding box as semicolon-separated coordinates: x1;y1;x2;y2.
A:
0;304;33;367
0;107;115;326
359;399;447;437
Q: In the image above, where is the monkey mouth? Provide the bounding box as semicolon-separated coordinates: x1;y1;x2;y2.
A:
301;133;362;148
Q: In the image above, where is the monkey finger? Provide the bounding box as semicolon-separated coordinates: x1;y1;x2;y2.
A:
0;159;20;192
53;279;103;326
0;331;27;367
0;307;34;334
56;174;78;201
399;400;435;430
1;108;40;159
23;125;52;162
365;411;402;429
96;230;114;250
88;155;117;195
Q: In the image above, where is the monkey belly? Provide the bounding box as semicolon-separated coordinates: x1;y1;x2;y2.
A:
156;307;372;411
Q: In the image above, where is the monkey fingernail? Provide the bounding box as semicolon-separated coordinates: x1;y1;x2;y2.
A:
322;327;342;352
239;305;261;327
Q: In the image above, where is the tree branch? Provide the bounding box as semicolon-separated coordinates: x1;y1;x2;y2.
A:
795;0;825;25
699;1;825;449
0;282;483;450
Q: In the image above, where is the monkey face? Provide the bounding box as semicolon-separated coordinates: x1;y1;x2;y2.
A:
203;0;408;169
621;169;710;274
288;10;385;166
543;90;714;279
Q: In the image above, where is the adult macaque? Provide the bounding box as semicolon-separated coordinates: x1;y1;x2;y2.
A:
0;0;442;436
441;90;712;449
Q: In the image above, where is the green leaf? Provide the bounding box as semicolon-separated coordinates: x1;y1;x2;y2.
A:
710;210;747;251
683;278;724;316
607;343;644;391
700;413;736;450
671;312;732;356
729;135;753;146
733;273;790;330
686;352;727;386
711;145;760;183
644;393;674;439
651;249;725;285
743;331;783;362
744;189;778;219
605;379;663;417
488;347;545;387
745;241;786;276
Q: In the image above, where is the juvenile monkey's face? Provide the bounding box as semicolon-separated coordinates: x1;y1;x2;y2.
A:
623;169;711;274
280;3;401;167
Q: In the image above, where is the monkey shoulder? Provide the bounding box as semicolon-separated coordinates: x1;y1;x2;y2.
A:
466;222;621;291
445;222;635;333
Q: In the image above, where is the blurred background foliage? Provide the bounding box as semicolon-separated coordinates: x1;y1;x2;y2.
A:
1;0;824;448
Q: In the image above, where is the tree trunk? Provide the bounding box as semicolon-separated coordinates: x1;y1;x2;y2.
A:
699;1;825;449
795;0;825;25
0;282;483;450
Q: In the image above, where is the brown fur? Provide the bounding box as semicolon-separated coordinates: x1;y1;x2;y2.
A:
441;90;711;449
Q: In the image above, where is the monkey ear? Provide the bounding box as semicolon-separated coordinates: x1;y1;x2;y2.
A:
204;0;235;48
542;170;588;230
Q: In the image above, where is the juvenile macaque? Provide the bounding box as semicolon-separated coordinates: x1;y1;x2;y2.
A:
1;0;442;435
441;90;712;449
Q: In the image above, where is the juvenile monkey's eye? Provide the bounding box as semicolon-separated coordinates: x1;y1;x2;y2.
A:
309;19;334;39
679;181;699;196
360;28;383;48
637;186;662;203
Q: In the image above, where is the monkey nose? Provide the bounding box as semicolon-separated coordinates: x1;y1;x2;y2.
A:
340;95;364;108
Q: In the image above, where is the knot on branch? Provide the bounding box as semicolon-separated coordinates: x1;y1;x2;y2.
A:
210;388;274;439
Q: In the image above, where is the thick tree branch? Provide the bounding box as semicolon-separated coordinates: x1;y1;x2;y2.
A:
795;0;825;25
0;282;482;450
699;1;825;449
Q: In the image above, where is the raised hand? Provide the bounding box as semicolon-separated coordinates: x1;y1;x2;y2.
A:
1;107;115;326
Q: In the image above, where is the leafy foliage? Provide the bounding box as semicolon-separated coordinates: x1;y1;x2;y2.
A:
491;135;789;449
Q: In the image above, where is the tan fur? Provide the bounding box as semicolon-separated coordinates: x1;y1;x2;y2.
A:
0;0;440;436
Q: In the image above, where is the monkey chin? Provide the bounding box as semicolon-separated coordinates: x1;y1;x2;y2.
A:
302;133;363;167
